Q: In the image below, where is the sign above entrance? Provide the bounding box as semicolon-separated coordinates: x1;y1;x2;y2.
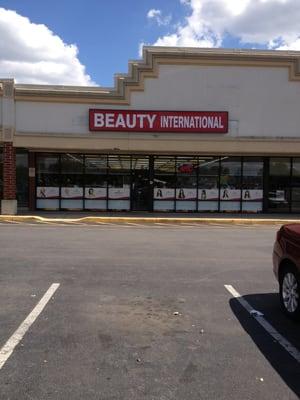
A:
89;109;228;133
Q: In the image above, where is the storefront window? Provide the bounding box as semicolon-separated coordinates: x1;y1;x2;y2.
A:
36;154;60;210
0;148;3;201
292;188;300;201
108;155;131;210
198;157;219;211
60;154;84;210
242;157;263;213
33;153;300;214
220;157;241;212
85;155;107;210
268;157;291;213
270;158;290;176
132;157;149;171
176;157;197;211
16;151;28;208
154;157;176;211
291;158;300;212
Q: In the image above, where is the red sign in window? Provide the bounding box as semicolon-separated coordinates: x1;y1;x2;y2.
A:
178;164;194;173
89;110;228;133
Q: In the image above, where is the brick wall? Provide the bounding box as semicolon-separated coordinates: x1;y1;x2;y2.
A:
3;142;16;200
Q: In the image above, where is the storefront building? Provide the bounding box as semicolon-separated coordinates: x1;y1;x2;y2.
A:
1;47;300;214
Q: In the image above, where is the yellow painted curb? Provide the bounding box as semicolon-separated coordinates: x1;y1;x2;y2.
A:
0;215;299;225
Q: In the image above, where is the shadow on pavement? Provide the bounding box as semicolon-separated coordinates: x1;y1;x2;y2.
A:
230;293;300;397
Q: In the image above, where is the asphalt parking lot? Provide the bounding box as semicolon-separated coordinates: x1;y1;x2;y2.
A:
0;221;299;400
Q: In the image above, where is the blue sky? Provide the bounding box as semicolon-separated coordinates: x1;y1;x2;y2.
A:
0;0;299;86
0;0;182;86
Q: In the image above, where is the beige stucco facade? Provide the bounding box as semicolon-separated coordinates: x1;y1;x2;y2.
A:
1;46;300;156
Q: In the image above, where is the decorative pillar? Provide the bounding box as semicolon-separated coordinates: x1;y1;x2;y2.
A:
1;142;17;214
1;79;17;215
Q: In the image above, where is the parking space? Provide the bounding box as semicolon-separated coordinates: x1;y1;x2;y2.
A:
0;223;299;399
0;282;53;350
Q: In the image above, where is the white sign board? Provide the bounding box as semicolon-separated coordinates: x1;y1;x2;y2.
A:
36;187;59;199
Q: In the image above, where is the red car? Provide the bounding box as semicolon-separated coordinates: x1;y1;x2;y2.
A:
273;224;300;321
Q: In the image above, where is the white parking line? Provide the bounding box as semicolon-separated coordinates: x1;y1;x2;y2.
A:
224;284;300;363
0;283;60;370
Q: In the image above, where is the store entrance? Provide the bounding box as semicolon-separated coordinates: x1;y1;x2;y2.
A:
131;156;151;211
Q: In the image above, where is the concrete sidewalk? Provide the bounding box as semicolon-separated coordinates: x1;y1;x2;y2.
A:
0;211;299;225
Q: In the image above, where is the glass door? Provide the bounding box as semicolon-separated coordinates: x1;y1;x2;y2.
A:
131;156;150;211
16;151;29;208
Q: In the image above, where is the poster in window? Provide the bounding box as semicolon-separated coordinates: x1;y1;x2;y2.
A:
36;187;59;199
275;190;286;202
108;187;130;199
61;187;83;199
242;190;263;201
85;187;107;199
221;189;241;200
176;188;197;200
198;189;219;200
154;188;175;200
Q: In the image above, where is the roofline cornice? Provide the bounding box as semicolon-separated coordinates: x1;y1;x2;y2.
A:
2;46;300;104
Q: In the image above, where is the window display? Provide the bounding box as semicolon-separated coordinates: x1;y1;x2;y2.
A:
60;154;84;209
242;158;263;212
36;154;60;209
176;157;197;211
85;156;107;210
220;157;241;212
35;153;300;214
198;157;219;211
108;156;131;210
154;157;175;211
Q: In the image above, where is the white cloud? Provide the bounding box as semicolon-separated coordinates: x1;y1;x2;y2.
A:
148;0;300;51
277;38;300;50
147;8;171;26
147;9;161;19
0;8;96;85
